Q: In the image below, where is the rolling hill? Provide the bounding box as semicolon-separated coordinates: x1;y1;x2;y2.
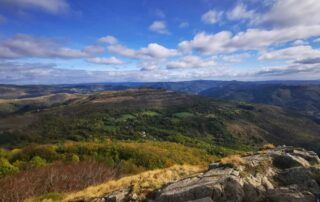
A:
200;84;320;120
1;88;320;153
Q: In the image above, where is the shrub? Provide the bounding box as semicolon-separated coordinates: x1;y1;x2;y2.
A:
30;156;47;167
0;158;19;177
119;160;146;174
260;144;276;150
220;155;246;168
71;154;80;162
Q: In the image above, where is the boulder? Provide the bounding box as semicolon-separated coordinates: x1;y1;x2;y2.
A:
151;146;320;202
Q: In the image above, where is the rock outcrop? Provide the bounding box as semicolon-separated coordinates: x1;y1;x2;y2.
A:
90;146;320;202
151;146;320;202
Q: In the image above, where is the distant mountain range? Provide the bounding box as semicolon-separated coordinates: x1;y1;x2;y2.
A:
2;80;320;120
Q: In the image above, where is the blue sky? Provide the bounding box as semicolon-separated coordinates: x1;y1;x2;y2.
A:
0;0;320;84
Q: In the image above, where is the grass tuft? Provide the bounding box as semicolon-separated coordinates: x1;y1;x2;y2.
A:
220;155;246;168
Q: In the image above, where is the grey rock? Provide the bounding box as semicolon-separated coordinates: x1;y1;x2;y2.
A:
151;146;320;202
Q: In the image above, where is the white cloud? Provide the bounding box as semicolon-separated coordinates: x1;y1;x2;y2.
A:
84;45;105;54
140;60;164;71
108;43;177;59
149;21;170;35
0;62;233;84
258;46;320;61
296;58;320;65
222;53;251;62
0;0;70;15
107;44;137;58
0;34;89;59
167;56;215;69
179;25;320;55
139;43;177;58
87;57;124;65
253;0;320;27
201;10;223;24
179;31;232;54
227;3;255;21
254;63;320;78
98;35;118;44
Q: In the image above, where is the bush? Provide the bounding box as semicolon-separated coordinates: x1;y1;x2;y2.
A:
0;158;19;177
71;154;80;162
30;156;47;167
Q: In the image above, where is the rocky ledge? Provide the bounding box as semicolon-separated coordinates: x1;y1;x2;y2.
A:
150;146;320;202
92;146;320;202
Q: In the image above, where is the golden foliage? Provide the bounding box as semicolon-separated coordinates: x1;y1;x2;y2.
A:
220;155;246;167
260;144;276;150
61;164;204;202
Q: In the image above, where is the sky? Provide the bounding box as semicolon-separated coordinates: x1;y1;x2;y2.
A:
0;0;320;84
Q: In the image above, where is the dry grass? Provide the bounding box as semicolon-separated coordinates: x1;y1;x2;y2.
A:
0;161;115;202
60;164;204;202
220;155;246;168
260;144;276;150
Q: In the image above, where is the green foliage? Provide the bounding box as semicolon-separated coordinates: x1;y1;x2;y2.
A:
173;112;194;118
0;148;8;158
71;154;80;162
35;192;63;202
0;158;19;176
1;140;216;177
30;156;47;167
140;111;160;117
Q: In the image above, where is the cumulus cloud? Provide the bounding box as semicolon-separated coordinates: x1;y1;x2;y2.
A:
295;58;320;65
222;53;251;62
83;45;105;54
201;10;223;24
166;55;216;69
87;57;124;65
254;0;320;28
139;43;177;58
0;34;90;59
149;21;170;35
107;44;136;58
254;63;320;77
227;3;255;21
258;46;320;61
179;25;320;55
0;62;233;84
108;43;177;59
98;35;118;44
0;0;70;15
140;60;164;71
